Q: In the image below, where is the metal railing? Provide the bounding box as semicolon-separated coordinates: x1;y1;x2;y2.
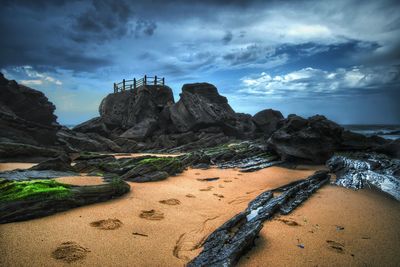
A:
113;75;165;93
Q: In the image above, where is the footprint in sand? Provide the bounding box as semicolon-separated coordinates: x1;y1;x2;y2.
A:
139;209;165;220
326;240;345;253
186;194;196;198
173;215;220;261
223;179;232;183
52;241;90;263
276;218;301;226
237;173;243;176
228;195;251;205
195;173;201;175
213;193;224;198
159;198;181;205
218;185;225;188
199;186;213;191
90;218;123;230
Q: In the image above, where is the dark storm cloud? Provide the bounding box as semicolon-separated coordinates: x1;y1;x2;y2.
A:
134;19;157;37
223;44;281;67
222;31;233;44
273;40;381;71
71;0;134;43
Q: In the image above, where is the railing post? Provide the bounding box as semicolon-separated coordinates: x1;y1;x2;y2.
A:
162;77;165;85
123;79;125;91
154;75;157;85
144;75;147;85
114;83;116;93
134;78;136;89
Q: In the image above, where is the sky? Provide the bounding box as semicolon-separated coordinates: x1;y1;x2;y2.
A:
0;0;399;125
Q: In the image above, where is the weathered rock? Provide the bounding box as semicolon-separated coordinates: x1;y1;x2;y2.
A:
169;83;237;133
252;109;283;136
267;115;343;164
0;74;60;147
188;171;329;267
73;117;110;137
30;154;74;172
327;152;400;200
0;179;130;224
132;171;169;182
0;170;77;181
57;127;121;153
99;85;174;129
121;157;183;181
340;130;387;151
120;118;158;140
372;138;400;159
0;142;62;160
0;73;58;126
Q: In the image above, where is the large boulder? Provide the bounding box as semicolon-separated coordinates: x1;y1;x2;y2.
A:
169;83;237;133
99;85;174;129
252;109;284;136
267;115;343;163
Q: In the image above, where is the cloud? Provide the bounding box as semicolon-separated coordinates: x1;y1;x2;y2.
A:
10;66;63;86
222;31;233;44
134;19;157;37
239;66;400;98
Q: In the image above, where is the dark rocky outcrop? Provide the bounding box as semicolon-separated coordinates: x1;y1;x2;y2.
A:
267;115;343;164
267;114;395;164
0;142;62;161
73;117;110;137
169;83;236;133
0;73;123;158
30;154;74;172
252;109;283;136
57;127;122;153
73;82;264;152
327;152;400;201
188;171;330;267
0;73;60;147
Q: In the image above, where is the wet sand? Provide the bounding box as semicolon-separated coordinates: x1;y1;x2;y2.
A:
238;186;400;267
54;176;105;186
0;162;37;171
0;166;399;266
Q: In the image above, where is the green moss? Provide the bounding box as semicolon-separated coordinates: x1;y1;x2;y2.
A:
138;157;181;171
0;179;71;203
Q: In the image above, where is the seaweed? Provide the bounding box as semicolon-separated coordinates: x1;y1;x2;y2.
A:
0;179;71;203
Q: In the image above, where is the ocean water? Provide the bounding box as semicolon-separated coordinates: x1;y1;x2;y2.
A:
343;125;400;140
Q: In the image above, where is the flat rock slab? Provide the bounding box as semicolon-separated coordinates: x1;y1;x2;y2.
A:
327;152;400;201
0;170;78;181
0;179;130;224
188;171;330;267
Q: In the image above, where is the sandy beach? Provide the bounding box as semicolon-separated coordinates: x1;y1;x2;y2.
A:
0;166;399;266
0;162;37;172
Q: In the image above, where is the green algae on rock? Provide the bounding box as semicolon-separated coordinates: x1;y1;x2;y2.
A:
0;178;130;224
0;179;71;203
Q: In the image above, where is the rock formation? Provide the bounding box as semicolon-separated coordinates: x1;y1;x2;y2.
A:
0;73;60;147
327;152;400;200
74;82;260;151
267;115;343;163
0;73;124;159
